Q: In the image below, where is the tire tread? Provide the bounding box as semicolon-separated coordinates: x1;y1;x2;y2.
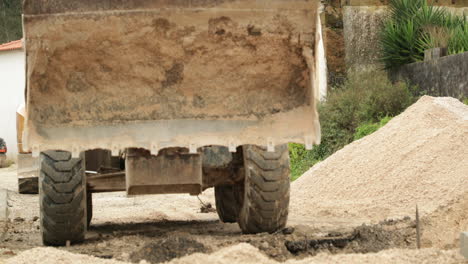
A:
40;151;87;246
238;145;290;234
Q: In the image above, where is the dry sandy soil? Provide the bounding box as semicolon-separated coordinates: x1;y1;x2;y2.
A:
291;96;468;249
0;96;467;264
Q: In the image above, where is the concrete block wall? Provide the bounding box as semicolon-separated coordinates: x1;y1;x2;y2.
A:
392;52;468;99
341;0;468;7
343;5;387;72
342;0;468;72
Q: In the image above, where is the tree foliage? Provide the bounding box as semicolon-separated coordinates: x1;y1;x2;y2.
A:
289;71;415;180
381;0;468;69
0;0;23;44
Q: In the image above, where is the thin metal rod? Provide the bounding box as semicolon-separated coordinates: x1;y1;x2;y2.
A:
416;204;421;249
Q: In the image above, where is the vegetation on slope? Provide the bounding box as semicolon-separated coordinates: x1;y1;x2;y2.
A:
289;72;415;180
381;0;468;69
0;0;22;44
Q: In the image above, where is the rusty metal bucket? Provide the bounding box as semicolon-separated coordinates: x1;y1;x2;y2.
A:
22;0;324;156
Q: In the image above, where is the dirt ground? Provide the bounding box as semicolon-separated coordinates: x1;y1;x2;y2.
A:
0;165;465;264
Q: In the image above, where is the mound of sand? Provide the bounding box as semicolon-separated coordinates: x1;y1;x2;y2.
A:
6;244;465;264
5;247;128;264
168;243;464;264
290;248;465;264
290;96;468;248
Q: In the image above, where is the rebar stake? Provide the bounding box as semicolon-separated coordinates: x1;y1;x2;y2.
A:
416;205;421;249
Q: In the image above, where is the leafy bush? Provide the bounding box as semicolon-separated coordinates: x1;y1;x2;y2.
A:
0;0;23;43
289;143;321;181
449;25;468;54
289;71;414;180
354;116;393;141
381;0;468;69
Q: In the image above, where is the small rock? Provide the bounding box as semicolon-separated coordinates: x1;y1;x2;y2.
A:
247;25;262;36
282;227;295;235
97;241;108;248
327;231;343;237
259;242;269;250
200;203;216;213
14;217;24;222
32;216;39;221
120;252;130;261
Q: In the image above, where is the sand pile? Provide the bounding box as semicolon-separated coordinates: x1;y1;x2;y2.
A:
4;247;128;264
290;96;468;248
5;244;465;264
168;243;464;264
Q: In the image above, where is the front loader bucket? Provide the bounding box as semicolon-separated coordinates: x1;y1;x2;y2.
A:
22;0;324;156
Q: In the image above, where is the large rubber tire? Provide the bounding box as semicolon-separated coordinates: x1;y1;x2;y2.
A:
237;144;290;234
39;150;87;246
214;185;242;223
87;192;92;227
18;177;39;194
0;154;6;168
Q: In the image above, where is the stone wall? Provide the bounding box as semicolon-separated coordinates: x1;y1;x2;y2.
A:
342;1;468;72
392;52;468;99
343;5;387;72
340;0;468;6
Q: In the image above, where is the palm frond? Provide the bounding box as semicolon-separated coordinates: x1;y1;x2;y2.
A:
380;0;468;68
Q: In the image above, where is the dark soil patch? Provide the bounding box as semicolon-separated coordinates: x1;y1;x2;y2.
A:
2;214;416;263
284;220;416;258
130;236;208;263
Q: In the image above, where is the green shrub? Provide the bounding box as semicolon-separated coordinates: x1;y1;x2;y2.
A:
381;19;424;67
318;71;413;152
381;0;468;69
289;71;414;180
354;116;393;141
0;0;23;43
448;25;468;55
289;143;321;181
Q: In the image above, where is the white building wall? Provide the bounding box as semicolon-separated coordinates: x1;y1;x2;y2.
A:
0;49;25;160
